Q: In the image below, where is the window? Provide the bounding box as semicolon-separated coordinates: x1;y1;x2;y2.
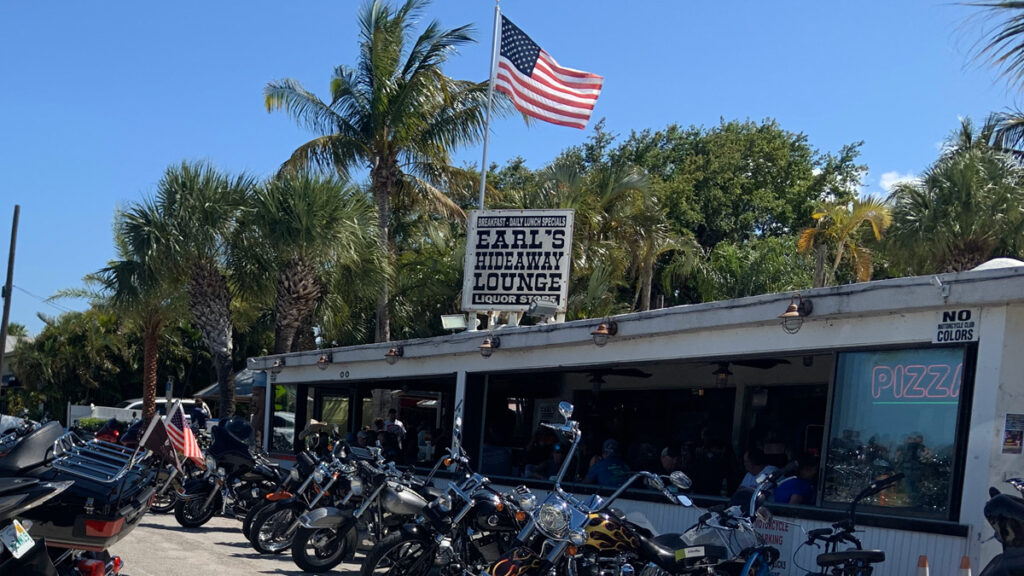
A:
824;347;968;519
271;383;300;452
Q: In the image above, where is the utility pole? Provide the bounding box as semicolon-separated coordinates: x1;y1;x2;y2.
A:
0;205;21;414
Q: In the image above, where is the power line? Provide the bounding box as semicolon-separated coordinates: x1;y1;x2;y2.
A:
11;285;75;314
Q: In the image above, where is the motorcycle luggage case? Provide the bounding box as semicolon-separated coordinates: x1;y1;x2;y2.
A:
5;425;157;550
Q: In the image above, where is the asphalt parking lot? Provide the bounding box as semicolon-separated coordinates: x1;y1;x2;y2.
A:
109;512;363;576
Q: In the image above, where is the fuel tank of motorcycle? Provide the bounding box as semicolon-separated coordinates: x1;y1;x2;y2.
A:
485;545;543;576
380;482;428;516
584;512;638;552
472;493;517;532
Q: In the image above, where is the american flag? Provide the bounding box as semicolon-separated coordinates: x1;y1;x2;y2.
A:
165;400;204;467
495;15;603;130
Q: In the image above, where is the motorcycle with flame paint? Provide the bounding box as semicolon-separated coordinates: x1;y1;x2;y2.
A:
482;401;778;576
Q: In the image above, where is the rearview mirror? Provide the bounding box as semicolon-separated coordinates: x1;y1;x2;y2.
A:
558;401;574;421
676;494;692;507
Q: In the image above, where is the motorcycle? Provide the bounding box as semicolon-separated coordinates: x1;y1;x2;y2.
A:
173;417;284;528
248;442;353;554
483;401;700;576
359;444;527;576
0;416;153;575
240;448;319;542
979;477;1024;576
0;477;73;576
289;444;442;573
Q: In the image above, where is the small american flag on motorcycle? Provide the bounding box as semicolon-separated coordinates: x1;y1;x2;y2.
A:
165;400;204;467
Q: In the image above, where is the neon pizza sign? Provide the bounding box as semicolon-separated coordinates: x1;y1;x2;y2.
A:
871;362;962;403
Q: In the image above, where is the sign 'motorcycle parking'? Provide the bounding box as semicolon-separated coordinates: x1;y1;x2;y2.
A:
462;209;575;312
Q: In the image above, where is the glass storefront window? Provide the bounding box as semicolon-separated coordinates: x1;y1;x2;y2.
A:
824;347;966;519
271;383;299;452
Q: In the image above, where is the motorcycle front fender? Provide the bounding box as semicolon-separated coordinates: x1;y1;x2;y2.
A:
177;477;214;501
298;506;351;529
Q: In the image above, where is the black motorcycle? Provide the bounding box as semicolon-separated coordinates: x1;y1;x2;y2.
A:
248;442;352;554
174;417;284;528
0;416;154;575
290;445;442;573
0;477;73;576
359;446;527;576
980;478;1024;576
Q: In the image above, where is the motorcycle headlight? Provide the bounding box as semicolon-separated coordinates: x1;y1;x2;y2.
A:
216;467;226;478
568;529;587;546
517;492;537;512
537;500;571;538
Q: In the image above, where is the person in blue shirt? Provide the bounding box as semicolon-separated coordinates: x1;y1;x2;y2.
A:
774;456;819;505
586;439;632;487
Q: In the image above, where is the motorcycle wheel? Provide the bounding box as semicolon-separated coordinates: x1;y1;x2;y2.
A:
174;491;221;528
361;532;436;576
251;500;299;554
291;524;352;573
242;498;274;540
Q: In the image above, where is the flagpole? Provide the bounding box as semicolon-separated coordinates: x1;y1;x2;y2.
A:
477;0;501;210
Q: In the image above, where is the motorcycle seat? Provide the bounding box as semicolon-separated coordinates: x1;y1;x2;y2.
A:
642;533;727;569
817;550;885;567
0;477;39;496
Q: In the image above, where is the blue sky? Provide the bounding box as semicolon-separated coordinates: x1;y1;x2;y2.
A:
0;1;1017;336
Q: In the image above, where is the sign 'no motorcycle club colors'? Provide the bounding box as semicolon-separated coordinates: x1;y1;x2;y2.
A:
462;209;575;311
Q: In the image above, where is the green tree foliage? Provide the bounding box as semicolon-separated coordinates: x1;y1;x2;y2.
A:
9;309;208;421
612;119;865;249
798;198;892;287
231;171;384;352
886;118;1024;273
5;323;28;338
697;236;814;301
265;0;505;342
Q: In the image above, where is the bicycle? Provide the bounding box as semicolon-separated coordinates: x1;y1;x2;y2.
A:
795;473;903;575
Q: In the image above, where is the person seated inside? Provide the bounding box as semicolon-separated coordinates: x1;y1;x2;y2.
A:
774;455;819;505
739;448;778;491
586;439;632;487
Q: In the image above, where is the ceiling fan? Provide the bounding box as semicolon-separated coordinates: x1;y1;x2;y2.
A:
569;367;651;394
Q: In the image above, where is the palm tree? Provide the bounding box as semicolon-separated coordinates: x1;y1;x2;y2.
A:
142;161;253;418
5;323;28;338
96;206;183;422
968;2;1024;90
886;142;1024;273
797;198;891;287
232;171;383;354
265;0;500;342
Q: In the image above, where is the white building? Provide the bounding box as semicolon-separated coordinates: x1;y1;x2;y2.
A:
249;264;1024;576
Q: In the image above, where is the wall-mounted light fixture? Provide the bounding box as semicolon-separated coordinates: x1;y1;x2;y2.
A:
712;362;732;387
384;346;404;365
479;335;501;358
270;358;285;374
779;294;813;334
591;319;618;347
316;353;331;370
